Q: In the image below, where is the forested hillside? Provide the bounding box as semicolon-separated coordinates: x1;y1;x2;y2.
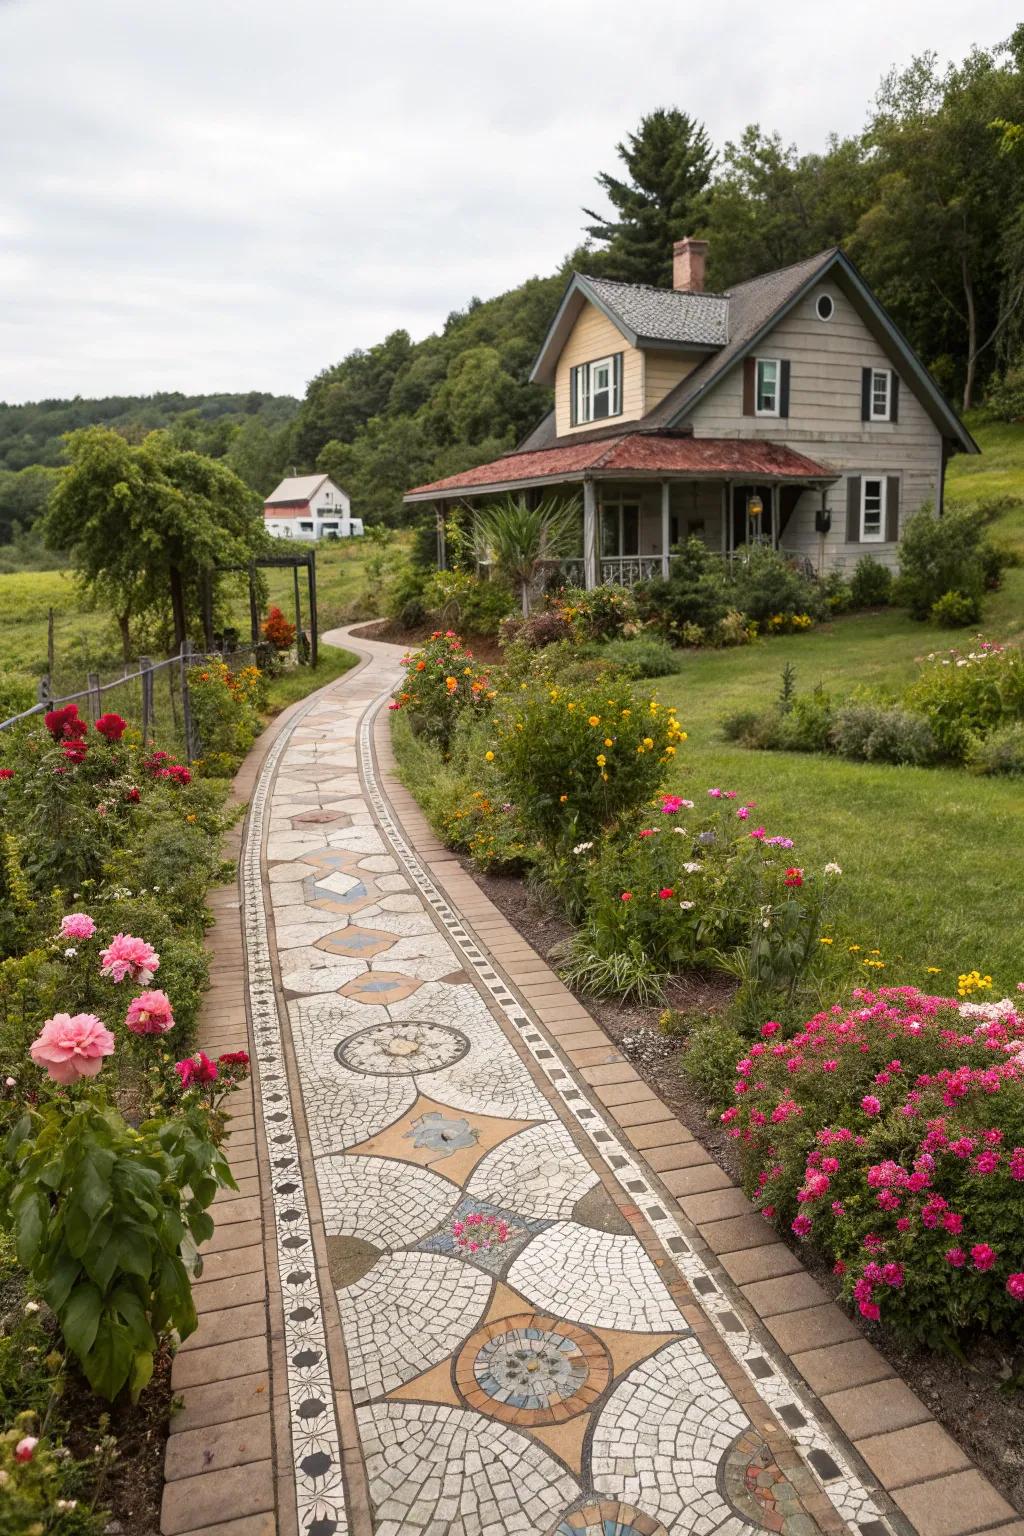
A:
3;23;1022;541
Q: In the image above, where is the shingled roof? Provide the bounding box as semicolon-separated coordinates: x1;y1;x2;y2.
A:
582;276;729;347
405;433;836;501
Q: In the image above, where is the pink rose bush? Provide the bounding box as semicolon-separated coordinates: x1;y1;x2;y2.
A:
60;912;96;941
723;985;1024;1345
125;990;176;1035
99;933;159;985
29;1013;116;1084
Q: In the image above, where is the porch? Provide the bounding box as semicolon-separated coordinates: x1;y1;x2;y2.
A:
403;430;839;590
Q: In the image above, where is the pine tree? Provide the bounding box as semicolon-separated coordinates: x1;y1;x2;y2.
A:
584;109;716;286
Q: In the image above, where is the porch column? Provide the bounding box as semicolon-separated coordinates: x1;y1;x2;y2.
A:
770;484;779;549
660;480;671;578
436;502;447;570
720;483;728;556
583;478;598;590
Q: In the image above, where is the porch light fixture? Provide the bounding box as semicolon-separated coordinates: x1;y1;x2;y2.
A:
747;493;764;519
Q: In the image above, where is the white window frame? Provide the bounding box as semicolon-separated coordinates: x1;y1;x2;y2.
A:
574;354;622;425
870;368;892;422
816;293;834;321
755;357;780;417
861;477;885;542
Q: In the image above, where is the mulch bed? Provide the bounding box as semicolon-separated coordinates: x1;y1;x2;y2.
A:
470;860;1024;1513
348;618;504;664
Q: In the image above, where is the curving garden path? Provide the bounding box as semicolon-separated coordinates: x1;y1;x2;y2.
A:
160;628;1020;1536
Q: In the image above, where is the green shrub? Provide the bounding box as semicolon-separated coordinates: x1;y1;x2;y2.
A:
677;1011;746;1108
965;720;1024;777
557;583;639;640
591;636;679;677
821;570;853;614
722;686;834;754
985;354;1024;422
422;569;518;636
903;640;1024;759
829;701;940;765
849;555;893;608
486;679;684;850
498;608;573;651
391;631;494;756
731;547;825;625
715;609;756;647
188;660;264;770
931;589;981;627
895;504;994;620
385;565;429;628
633;539;732;637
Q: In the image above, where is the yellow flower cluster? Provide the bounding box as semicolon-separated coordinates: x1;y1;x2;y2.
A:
957;969;993;997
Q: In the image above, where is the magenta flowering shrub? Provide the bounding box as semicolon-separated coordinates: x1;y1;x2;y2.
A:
724;986;1024;1345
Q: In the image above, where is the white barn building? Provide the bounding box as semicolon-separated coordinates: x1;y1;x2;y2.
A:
263;475;364;541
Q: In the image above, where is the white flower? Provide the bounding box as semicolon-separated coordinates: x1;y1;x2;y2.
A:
679;900;695;911
823;862;842;876
572;841;594;855
683;861;702;874
64;946;77;958
680;799;694;808
762;918;772;929
56;1499;78;1512
5;1077;15;1087
24;1301;39;1314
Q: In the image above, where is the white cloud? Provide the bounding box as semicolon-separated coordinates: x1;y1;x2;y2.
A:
0;0;1014;401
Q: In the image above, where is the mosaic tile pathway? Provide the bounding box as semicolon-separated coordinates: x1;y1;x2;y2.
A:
244;637;915;1536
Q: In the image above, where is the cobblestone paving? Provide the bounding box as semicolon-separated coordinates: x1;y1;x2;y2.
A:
244;639;905;1536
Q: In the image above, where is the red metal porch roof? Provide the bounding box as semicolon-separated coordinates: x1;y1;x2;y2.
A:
405;433;836;499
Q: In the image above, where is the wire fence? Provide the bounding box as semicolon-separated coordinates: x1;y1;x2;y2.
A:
0;640;261;763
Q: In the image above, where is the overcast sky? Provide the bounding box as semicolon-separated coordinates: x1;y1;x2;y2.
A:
0;0;1015;404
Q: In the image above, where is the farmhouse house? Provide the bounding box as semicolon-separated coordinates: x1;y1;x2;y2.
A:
264;474;363;541
404;242;977;585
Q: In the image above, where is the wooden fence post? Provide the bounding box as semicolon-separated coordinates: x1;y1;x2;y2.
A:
248;563;260;646
293;564;303;658
87;673;101;722
140;657;153;743
308;552;318;668
180;640;196;764
47;607;55;680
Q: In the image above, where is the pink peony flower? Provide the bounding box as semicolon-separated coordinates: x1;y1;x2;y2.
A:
99;933;159;984
945;1247;966;1268
1007;1273;1024;1300
14;1436;38;1463
30;1013;115;1084
175;1051;218;1088
125;990;175;1035
860;1095;882;1116
60;913;96;941
791;1214;812;1237
94;712;128;742
620;891;633;902
971;1243;997;1271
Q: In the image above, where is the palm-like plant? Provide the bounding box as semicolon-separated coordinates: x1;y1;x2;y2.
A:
473;495;582;615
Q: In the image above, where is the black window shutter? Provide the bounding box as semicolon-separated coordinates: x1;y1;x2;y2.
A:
569;366;578;427
743;357;756;415
885;477;900;541
890;374;900;424
861;367;872;422
846;477;862;542
779;360;791;418
613;353;623;415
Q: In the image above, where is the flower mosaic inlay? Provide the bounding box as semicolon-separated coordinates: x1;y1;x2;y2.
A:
239;639;903;1535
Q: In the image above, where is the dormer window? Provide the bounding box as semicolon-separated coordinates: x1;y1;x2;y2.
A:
570;354;623;426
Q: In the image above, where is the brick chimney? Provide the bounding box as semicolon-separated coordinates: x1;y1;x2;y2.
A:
673;236;709;293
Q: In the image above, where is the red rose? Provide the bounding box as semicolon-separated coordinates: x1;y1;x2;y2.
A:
94;712;128;742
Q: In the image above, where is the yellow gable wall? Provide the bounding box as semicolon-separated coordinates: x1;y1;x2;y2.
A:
554;302;702;435
555;303;643;435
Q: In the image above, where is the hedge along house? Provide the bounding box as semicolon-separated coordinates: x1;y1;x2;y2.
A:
403;241;978;585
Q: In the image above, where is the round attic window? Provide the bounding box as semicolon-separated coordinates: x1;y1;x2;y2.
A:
816;293;835;321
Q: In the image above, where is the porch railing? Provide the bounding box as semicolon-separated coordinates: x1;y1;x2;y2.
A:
599;555;673;586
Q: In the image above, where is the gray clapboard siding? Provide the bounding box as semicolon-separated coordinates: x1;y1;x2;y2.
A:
685;280;945;570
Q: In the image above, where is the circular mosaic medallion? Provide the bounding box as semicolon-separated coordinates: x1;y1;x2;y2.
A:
455;1312;609;1426
334;1021;470;1076
549;1503;669;1536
